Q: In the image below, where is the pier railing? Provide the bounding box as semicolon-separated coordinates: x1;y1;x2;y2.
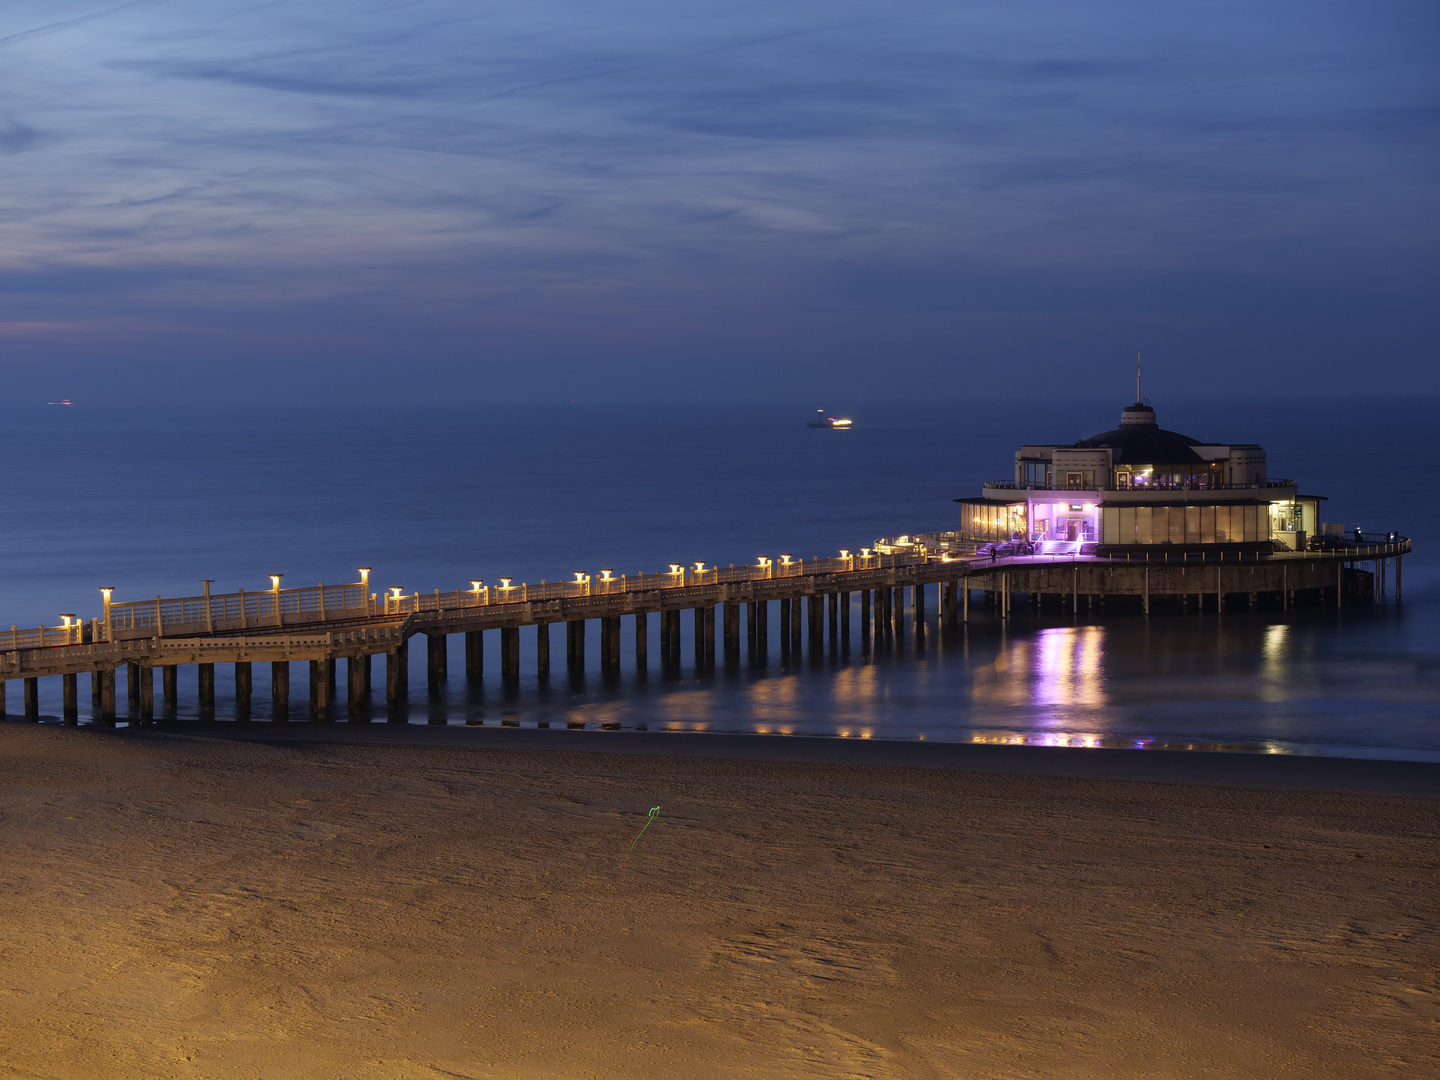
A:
104;583;372;640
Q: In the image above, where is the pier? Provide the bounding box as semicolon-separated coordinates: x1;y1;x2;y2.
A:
0;532;1410;725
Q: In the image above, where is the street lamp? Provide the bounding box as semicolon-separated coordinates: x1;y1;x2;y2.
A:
358;567;371;590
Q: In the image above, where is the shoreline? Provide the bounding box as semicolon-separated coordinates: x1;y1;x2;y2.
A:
48;718;1440;797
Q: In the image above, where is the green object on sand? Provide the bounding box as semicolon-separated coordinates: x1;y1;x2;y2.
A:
623;805;661;869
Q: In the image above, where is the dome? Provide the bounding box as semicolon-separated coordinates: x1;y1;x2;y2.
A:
1076;403;1204;465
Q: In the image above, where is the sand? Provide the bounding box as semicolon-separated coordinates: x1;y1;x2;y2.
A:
1;724;1436;1079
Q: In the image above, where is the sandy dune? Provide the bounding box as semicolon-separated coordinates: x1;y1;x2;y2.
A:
1;723;1436;1079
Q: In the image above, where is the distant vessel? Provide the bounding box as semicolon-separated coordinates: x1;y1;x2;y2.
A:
807;410;853;429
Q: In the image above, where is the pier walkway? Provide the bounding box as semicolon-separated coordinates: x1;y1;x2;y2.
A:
0;532;1410;724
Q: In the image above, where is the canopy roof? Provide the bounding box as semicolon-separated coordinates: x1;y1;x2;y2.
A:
1075;403;1206;465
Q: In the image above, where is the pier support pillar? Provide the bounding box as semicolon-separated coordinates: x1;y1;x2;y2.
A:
62;673;77;724
963;579;970;623
566;620;585;673
746;602;757;650
659;610;678;669
347;655;368;716
91;670;101;709
600;617;621;676
161;664;178;716
235;662;251;717
723;601;740;662
24;677;38;721
693;607;705;665
704;605;715;667
536;623;550;680
309;659;332;721
634;612;647;672
1144;568;1150;616
913;583;925;629
753;601;767;659
501;627;520;684
272;661;290;720
827;592;838;645
465;631;483;680
97;668;116;722
198;664;215;716
790;595;802;658
385;643;407;713
860;589;871;646
0;681;5;717
778;599;791;655
839;592;850;644
139;665;154;721
426;633;447;688
807;593;823;654
127;663;141;710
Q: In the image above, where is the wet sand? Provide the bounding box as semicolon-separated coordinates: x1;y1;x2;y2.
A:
1;722;1437;1079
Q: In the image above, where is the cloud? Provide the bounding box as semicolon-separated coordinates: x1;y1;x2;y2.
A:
0;117;40;153
0;0;1434;400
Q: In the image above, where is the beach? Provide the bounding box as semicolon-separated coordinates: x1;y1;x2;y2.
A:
1;723;1436;1079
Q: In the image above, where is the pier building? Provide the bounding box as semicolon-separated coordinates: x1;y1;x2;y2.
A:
958;401;1324;555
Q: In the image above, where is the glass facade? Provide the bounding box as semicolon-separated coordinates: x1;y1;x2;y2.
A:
1101;504;1270;545
960;500;1027;541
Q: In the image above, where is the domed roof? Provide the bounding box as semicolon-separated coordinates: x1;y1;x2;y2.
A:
1076;403;1204;465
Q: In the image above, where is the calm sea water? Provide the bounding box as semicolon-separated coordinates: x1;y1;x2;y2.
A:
2;398;1436;761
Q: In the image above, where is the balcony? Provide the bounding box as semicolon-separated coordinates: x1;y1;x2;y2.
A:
983;479;1296;493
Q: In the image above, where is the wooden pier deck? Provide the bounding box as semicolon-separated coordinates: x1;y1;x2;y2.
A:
0;534;1411;724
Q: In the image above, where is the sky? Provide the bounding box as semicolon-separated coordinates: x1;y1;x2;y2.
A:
0;0;1436;406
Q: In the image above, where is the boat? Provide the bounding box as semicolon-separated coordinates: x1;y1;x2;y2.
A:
807;410;853;429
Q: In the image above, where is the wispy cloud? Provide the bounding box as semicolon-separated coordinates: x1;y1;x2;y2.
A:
0;0;1434;400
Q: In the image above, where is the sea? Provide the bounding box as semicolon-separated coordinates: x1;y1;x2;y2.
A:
2;397;1436;762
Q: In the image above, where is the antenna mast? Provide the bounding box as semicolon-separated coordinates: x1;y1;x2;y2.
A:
1136;350;1142;403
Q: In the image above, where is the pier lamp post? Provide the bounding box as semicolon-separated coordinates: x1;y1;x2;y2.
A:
268;574;283;627
389;586;404;615
98;587;114;642
59;614;76;645
470;580;483;608
838;549;852;570
667;564;683;588
500;577;514;601
599;569;614;594
779;554;793;577
757;556;772;580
